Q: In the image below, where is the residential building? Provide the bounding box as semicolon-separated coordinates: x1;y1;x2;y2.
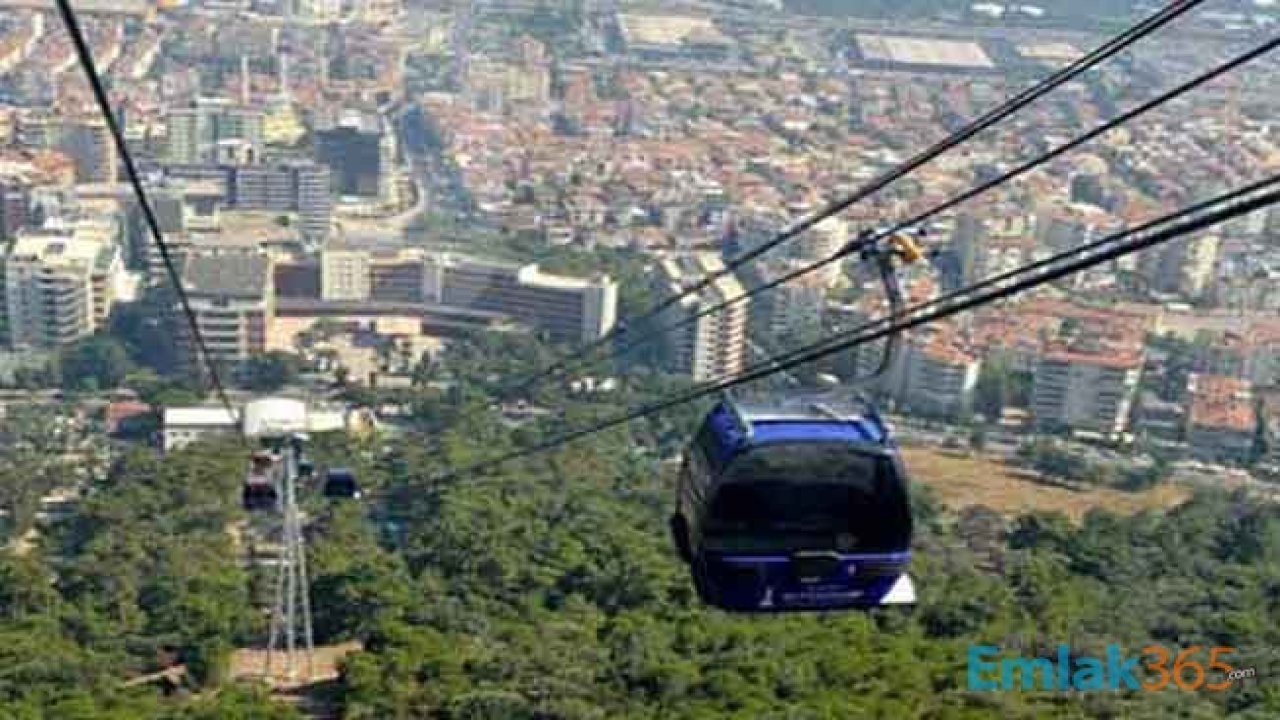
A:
1186;374;1256;463
767;275;825;344
1136;391;1186;443
465;38;552;114
898;328;981;418
1;228;124;349
1139;233;1220;299
230;162;332;240
948;213;982;287
0;178;29;240
1189;327;1280;388
166;99;264;165
1031;340;1143;438
176;253;274;370
1035;203;1108;253
21;117;118;183
654;252;748;382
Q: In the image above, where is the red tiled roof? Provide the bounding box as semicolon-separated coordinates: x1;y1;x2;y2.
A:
1188;374;1254;432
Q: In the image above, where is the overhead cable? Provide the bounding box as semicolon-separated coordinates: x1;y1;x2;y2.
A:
55;0;242;429
439;174;1280;481
501;0;1207;395
549;34;1279;381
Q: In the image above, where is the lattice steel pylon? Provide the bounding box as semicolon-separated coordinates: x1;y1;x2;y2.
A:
263;435;315;683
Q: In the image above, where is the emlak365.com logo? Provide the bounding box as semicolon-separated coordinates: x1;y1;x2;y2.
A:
967;644;1257;691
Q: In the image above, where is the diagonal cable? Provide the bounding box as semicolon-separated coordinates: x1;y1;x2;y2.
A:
436;174;1280;481
54;0;241;430
501;0;1207;395
541;34;1279;383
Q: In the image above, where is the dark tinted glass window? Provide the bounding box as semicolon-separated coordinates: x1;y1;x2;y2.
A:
724;443;881;490
704;443;908;552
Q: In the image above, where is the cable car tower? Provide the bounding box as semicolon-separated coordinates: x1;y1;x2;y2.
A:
243;398;315;684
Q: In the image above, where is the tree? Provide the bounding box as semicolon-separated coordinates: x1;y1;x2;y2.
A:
59;336;134;391
238;352;302;392
109;294;184;374
1017;438;1080;482
1251;395;1271;465
973;361;1008;420
185;637;232;688
6;320;1280;719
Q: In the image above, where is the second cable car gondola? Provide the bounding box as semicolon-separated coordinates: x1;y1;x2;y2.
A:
243;450;280;512
322;467;361;499
669;231;924;613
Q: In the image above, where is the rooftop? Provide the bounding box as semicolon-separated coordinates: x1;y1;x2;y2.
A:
856;34;994;69
618;15;731;47
181;253;269;297
659;252;746;305
163;406;239;427
1188;374;1254;432
8;229;107;268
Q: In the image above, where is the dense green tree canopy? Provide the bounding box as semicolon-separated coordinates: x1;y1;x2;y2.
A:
58;336;134;392
1;347;1277;718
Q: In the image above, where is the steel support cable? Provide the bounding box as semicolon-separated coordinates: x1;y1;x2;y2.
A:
722;173;1280;385
501;0;1207;395
435;175;1280;482
54;0;241;430
518;32;1280;393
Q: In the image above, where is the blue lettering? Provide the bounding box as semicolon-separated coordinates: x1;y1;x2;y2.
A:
967;645;1000;691
1002;657;1056;690
1057;644;1071;690
1072;657;1107;690
1107;644;1141;689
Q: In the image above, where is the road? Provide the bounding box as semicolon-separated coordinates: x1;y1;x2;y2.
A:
396;101;485;235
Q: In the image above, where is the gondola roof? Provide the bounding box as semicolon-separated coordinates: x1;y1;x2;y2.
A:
700;399;890;471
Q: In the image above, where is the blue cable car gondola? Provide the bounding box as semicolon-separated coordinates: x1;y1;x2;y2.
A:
670;231;924;613
323;467;361;499
670;399;916;612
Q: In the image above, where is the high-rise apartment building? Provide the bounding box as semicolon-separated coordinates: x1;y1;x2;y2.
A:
176;253;274;369
231;162;332;240
19;116;118;183
0;178;30;240
166;99;264;165
1;229;124;349
1031;341;1144;438
654;253;748;382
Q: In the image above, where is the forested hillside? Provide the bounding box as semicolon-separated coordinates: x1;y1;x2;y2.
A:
1;389;1278;718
